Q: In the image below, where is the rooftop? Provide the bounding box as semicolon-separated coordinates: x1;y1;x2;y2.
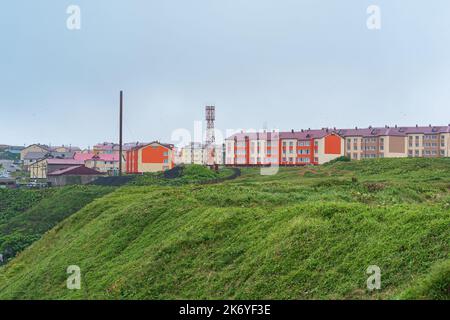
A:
48;165;103;176
226;125;450;140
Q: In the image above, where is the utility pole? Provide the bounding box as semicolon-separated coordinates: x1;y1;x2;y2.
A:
119;91;123;176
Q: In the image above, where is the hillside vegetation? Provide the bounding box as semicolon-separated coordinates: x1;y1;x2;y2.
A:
0;158;448;299
0;186;114;264
132;165;236;186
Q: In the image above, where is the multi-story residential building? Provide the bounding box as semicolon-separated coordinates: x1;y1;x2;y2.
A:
176;143;225;165
404;125;450;158
225;129;344;166
126;141;175;173
339;127;407;160
225;125;450;166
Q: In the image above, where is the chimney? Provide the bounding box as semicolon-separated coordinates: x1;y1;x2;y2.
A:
369;125;372;129
416;124;418;127
355;126;358;130
291;129;294;133
429;124;431;127
395;125;397;128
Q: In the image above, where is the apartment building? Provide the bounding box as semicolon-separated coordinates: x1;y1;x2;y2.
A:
225;129;344;166
126;141;175;173
405;126;450;158
225;125;450;166
176;143;225;165
339;127;407;160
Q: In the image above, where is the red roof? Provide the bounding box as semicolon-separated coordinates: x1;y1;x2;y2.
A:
226;125;450;141
48;165;103;176
227;129;337;141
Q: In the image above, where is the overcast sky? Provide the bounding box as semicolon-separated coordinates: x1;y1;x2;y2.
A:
1;1;450;148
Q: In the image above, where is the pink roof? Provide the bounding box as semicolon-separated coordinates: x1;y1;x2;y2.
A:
74;152;96;161
226;125;450;141
228;129;336;141
47;158;84;165
90;154;120;161
74;152;120;162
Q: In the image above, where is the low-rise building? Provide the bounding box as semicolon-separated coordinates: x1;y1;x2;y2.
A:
21;144;51;162
47;166;104;187
30;158;84;179
85;154;122;175
5;146;24;154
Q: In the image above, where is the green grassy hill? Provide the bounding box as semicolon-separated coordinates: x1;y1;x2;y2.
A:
0;158;448;299
0;186;114;265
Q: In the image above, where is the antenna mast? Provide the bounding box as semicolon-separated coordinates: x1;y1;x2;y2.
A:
205;106;216;166
119;91;123;176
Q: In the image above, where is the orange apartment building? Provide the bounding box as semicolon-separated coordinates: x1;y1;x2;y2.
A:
225;125;450;166
126;141;175;174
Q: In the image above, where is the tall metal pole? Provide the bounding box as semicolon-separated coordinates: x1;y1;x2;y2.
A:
119;91;123;176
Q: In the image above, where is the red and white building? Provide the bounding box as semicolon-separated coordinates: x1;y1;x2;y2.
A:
225;129;344;166
225;124;450;166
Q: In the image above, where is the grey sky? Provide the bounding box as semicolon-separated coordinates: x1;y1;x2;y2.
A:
1;1;450;148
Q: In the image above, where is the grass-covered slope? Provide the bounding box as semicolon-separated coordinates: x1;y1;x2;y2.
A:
132;164;236;186
0;158;448;299
0;186;114;264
